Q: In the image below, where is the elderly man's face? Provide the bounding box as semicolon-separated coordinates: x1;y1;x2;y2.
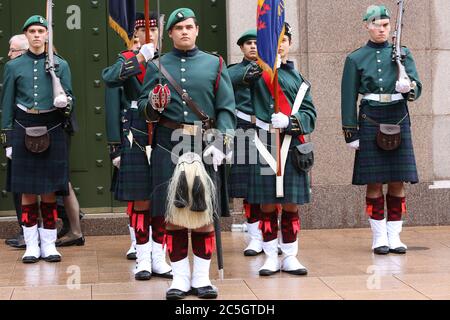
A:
8;40;27;60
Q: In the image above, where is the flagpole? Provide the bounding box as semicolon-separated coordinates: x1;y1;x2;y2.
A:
273;69;284;197
144;0;154;147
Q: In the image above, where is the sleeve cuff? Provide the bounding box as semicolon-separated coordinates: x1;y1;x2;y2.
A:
1;130;12;148
286;116;303;136
343;127;359;143
108;144;122;160
119;56;142;80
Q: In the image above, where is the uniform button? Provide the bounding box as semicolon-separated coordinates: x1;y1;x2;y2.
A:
34;94;38;97
34;69;37;72
181;68;186;72
34;77;38;80
34;85;38;89
378;69;382;72
377;60;381;63
181;59;186;63
34;61;38;64
183;101;187;105
376;51;380;54
379;78;383;82
181;78;186;83
184;111;188;116
380;88;384;92
183;89;187;93
34;102;38;106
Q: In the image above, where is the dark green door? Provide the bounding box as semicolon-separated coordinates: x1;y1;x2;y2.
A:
0;0;227;213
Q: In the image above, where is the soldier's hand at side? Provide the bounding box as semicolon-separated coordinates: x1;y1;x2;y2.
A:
112;156;121;169
54;94;68;109
395;79;411;94
347;140;360;150
271;112;290;129
139;43;155;63
6;147;12;160
203;145;226;172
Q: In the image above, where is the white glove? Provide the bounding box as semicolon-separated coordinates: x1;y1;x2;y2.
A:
203;145;227;172
6;147;12;159
112;156;121;169
347;140;360;150
271;112;290;129
395;79;411;94
139;43;155;62
54;95;68;109
277;54;282;69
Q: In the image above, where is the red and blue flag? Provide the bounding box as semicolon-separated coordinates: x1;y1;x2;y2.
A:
256;0;286;80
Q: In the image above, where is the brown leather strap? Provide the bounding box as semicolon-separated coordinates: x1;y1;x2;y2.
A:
156;61;210;122
158;116;183;130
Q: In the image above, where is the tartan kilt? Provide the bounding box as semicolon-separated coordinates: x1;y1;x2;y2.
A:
228;118;257;198
8;109;69;195
352;101;418;185
150;125;229;218
114;113;152;201
246;129;311;205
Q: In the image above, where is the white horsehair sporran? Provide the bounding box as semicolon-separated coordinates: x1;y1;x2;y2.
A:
166;152;216;229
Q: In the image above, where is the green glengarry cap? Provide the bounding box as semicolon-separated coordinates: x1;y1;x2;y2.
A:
166;8;196;31
237;29;257;46
363;5;390;22
23;15;48;31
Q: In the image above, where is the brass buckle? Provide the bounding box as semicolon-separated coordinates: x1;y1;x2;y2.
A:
379;94;392;103
182;124;200;136
27;108;41;114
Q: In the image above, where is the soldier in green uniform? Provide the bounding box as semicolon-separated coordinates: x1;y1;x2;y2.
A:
1;15;74;264
247;23;316;276
227;29;265;256
103;12;172;280
138;8;236;300
341;5;422;255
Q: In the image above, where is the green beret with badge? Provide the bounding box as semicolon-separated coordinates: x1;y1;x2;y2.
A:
363;5;390;22
22;15;48;31
166;8;196;31
237;29;257;46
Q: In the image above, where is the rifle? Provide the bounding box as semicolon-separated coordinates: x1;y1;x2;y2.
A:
46;0;68;109
392;0;410;85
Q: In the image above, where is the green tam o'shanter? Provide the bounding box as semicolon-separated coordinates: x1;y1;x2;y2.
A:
23;15;48;31
237;29;257;46
166;8;196;31
363;5;390;22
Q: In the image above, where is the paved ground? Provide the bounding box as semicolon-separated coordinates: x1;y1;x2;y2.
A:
1;226;450;300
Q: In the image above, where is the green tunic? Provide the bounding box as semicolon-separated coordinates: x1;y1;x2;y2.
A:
341;41;422;142
246;61;317;204
228;59;254;115
102;51;146;145
1;51;74;131
137;47;236;135
252;61;316;136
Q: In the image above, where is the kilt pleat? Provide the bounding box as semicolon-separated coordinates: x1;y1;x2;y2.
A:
114;113;152;201
352;101;418;185
8;109;69;195
228;118;258;198
246;129;311;205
